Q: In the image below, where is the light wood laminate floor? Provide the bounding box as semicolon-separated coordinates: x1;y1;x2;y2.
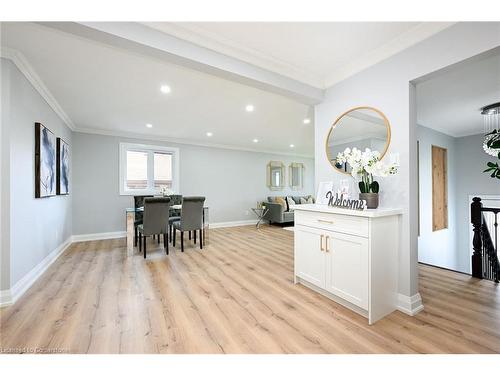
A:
1;225;500;353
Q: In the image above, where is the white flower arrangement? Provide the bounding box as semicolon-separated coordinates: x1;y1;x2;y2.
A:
336;147;398;193
159;186;174;196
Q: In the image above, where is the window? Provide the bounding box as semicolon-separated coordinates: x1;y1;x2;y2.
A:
126;151;148;190
154;152;172;190
119;143;179;195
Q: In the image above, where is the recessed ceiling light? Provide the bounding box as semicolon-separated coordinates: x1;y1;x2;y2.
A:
206;132;213;137
160;85;171;94
146;123;153;128
290;144;295;148
253;139;259;143
303;118;311;124
245;104;254;112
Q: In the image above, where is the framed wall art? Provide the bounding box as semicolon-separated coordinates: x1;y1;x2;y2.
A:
35;122;56;198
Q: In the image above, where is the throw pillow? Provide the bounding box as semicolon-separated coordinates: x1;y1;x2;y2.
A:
306;195;314;204
275;197;287;210
300;197;307;204
286;196;296;212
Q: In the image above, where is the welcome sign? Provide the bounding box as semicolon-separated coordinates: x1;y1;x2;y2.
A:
325;191;366;211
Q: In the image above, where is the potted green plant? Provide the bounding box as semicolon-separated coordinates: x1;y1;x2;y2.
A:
336;147;398;209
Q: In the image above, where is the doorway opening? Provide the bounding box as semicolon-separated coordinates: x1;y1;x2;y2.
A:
413;47;500;277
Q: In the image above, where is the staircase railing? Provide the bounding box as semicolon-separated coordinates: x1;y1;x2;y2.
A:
471;197;500;282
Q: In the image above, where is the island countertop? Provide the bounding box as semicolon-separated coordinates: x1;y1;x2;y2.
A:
292;204;403;218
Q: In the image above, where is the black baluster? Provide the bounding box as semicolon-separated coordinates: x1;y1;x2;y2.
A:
494;212;498;257
471;197;483;279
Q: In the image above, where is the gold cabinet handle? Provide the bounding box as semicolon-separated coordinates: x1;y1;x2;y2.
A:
325;236;330;252
320;234;324;251
317;219;334;225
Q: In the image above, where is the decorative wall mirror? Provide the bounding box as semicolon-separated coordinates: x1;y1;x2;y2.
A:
289;162;304;190
326;106;391;174
267;161;285;190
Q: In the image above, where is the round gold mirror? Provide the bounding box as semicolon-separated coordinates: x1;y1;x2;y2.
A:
326;106;391;174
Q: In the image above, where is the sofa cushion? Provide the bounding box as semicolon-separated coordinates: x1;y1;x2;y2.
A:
275;197;287;210
300;195;314;204
285;196;296;212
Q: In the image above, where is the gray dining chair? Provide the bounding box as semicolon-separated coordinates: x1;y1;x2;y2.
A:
167;194;182;242
133;195;153;246
172;196;205;252
137;197;171;259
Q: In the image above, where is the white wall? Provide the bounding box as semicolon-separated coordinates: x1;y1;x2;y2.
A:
72;132;314;235
417;125;459;271
315;22;500;300
1;58;73;289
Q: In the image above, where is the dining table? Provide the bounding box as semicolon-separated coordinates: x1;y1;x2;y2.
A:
125;205;209;256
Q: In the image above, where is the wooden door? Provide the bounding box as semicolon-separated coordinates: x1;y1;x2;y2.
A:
432;145;448;231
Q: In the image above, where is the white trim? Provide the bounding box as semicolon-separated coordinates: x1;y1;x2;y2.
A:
79;127;314;159
119;142;180;196
71;231;127;243
0;232;128;307
144;22;454;89
0;237;73;307
0;289;12;308
142;22;325;89
396;292;424;316
208;220;259;229
0;47;314;158
323;23;455;87
0;47;75;130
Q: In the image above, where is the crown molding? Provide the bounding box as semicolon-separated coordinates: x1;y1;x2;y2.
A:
142;22;325;89
0;47;76;131
1;46;313;157
146;22;455;90
75;126;314;159
323;22;456;87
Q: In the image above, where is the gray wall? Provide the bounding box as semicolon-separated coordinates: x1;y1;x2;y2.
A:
1;58;73;288
417;128;500;274
456;134;500;273
315;22;500;298
1;58;11;291
72;132;314;235
417;125;459;271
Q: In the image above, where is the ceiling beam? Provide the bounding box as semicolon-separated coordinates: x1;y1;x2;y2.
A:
39;22;324;105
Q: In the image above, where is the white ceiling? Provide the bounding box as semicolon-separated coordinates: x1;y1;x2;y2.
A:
1;22;467;156
417;52;500;137
145;22;454;88
1;22;314;156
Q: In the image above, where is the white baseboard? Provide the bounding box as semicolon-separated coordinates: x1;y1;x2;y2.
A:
71;231;127;242
209;220;258;228
1;237;73;308
396;292;424;316
0;289;13;308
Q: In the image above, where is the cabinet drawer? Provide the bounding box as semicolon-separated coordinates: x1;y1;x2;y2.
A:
295;210;369;237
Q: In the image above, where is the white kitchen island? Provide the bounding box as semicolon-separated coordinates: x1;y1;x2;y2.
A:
293;204;403;324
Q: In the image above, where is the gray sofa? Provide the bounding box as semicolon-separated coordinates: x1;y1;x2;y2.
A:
263;195;314;225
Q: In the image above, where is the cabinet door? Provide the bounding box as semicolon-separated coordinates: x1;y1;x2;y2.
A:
325;231;368;310
294;225;326;288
